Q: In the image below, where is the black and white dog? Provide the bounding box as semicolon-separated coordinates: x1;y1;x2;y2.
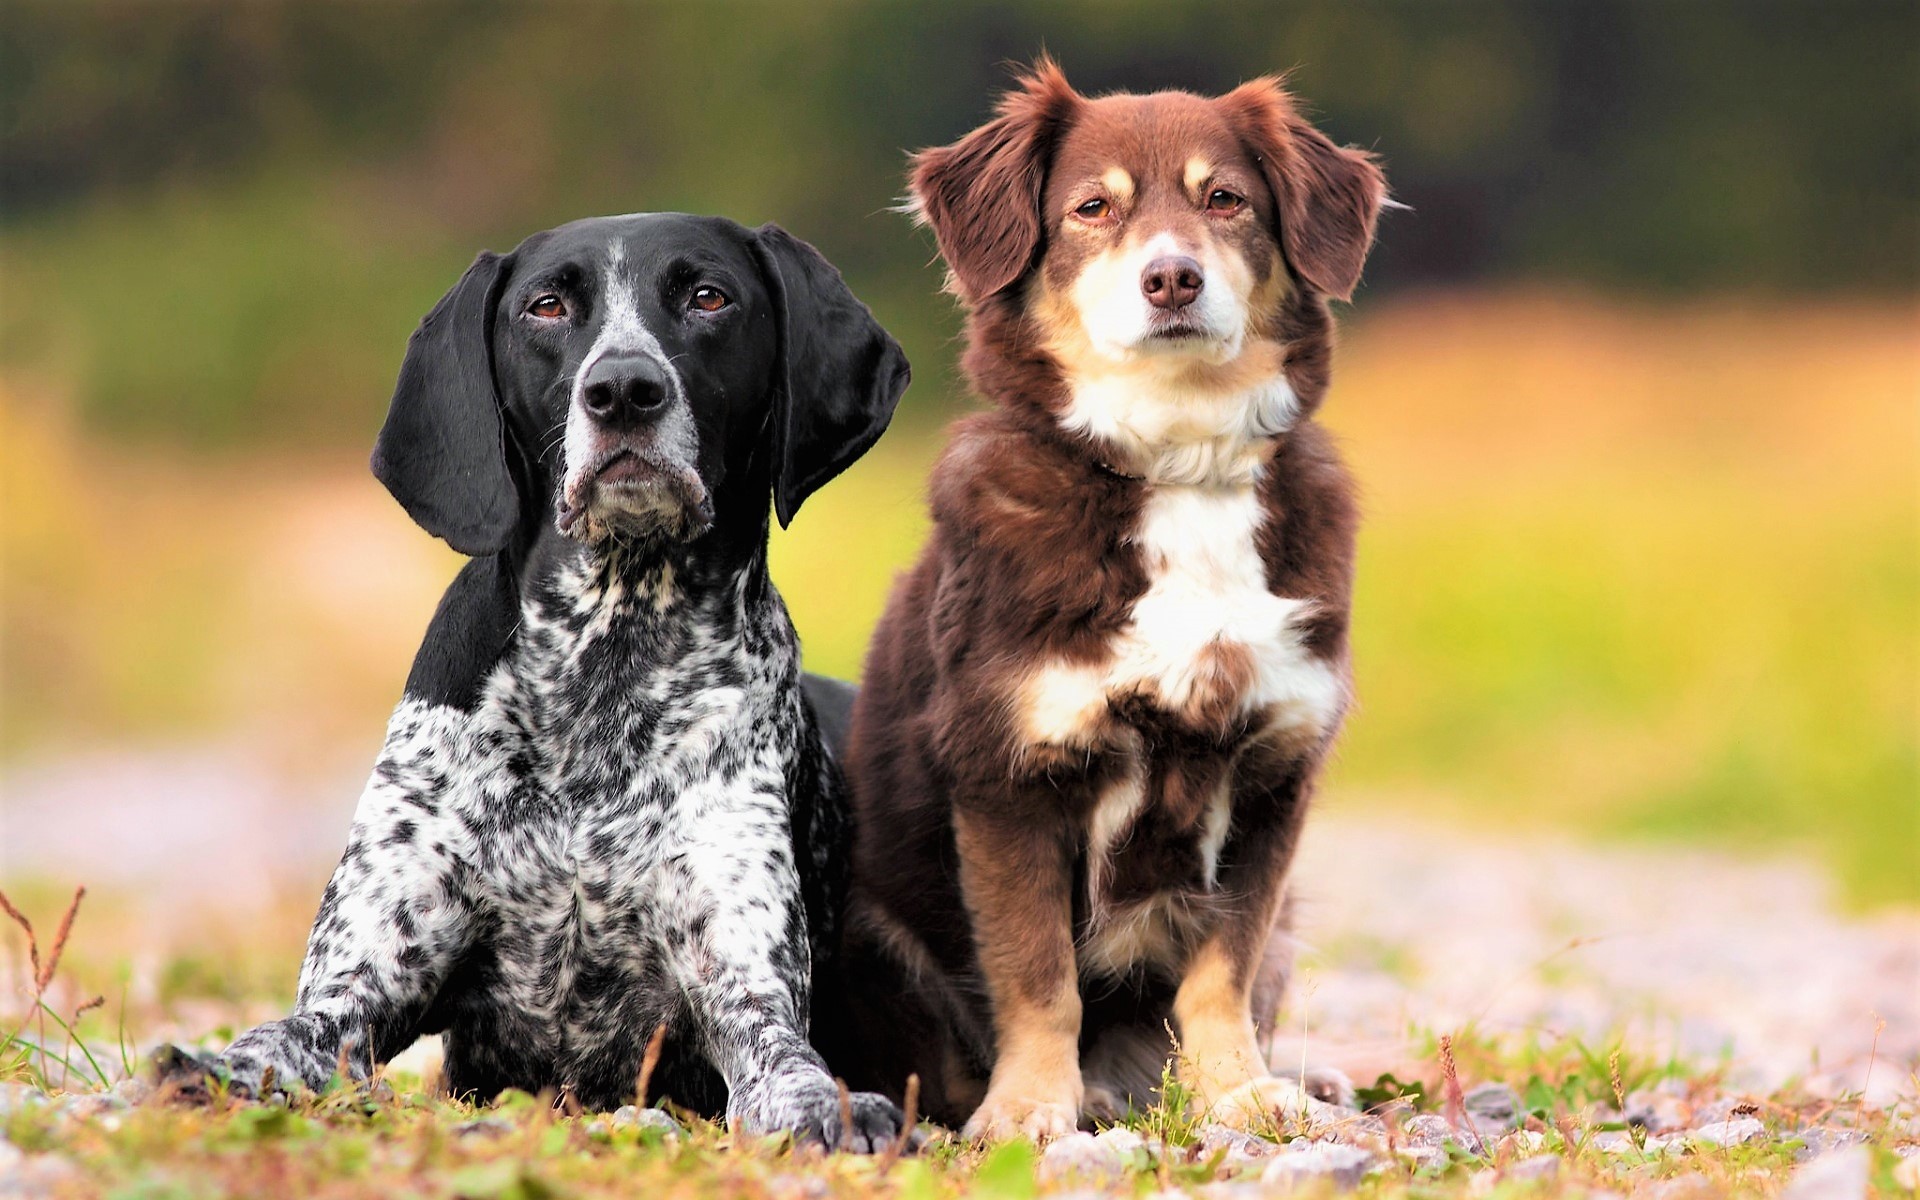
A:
181;214;911;1148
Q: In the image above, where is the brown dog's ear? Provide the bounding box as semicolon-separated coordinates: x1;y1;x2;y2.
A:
908;57;1081;302
1220;77;1386;302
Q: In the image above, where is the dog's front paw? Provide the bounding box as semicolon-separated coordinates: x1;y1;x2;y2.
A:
731;1069;908;1153
148;1043;230;1102
1292;1064;1357;1110
208;1017;345;1100
1208;1074;1349;1132
962;1090;1080;1143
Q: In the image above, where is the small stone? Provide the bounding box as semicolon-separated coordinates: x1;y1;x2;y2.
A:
1590;1130;1672;1156
1093;1125;1148;1156
1259;1142;1375;1192
1892;1154;1920;1192
1506;1155;1560;1183
0;1151;79;1197
1190;1185;1266;1200
1396;1144;1449;1172
1462;1083;1523;1131
1402;1113;1457;1146
453;1116;516;1138
1625;1089;1689;1133
1796;1126;1869;1160
1039;1130;1144;1182
1499;1129;1547;1156
1643;1175;1718;1200
112;1078;154;1106
57;1092;129;1121
0;1083;44;1119
1689;1117;1765;1148
1193;1123;1281;1169
1782;1145;1870;1200
608;1105;681;1138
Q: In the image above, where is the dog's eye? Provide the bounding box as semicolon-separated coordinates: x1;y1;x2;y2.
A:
1206;189;1245;213
526;293;567;319
1073;198;1111;221
690;285;730;313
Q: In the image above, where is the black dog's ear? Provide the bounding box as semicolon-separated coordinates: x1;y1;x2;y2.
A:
753;224;911;528
370;251;519;556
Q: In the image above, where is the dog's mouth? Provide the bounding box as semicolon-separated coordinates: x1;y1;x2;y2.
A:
557;448;714;545
1142;313;1211;343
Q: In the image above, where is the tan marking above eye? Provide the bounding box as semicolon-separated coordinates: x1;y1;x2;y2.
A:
1101;167;1135;205
1184;157;1213;196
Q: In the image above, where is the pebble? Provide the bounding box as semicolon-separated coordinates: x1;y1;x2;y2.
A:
1258;1142;1375;1191
1795;1126;1870;1160
452;1117;516;1138
1462;1082;1523;1130
0;1150;78;1199
1396;1144;1449;1172
1505;1154;1560;1182
0;1085;43;1119
111;1079;153;1106
607;1105;681;1139
1588;1130;1672;1156
1893;1154;1920;1192
1641;1174;1718;1200
1401;1113;1458;1146
1688;1117;1765;1148
1192;1123;1281;1170
1625;1089;1690;1132
1782;1144;1870;1200
1038;1127;1150;1182
56;1093;128;1121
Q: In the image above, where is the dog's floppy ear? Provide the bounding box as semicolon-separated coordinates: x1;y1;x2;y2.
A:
753;224;911;528
370;251;519;556
908;56;1082;303
1220;77;1386;302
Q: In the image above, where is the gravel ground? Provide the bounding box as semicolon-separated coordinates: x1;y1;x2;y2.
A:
1280;809;1920;1105
4;746;1916;1102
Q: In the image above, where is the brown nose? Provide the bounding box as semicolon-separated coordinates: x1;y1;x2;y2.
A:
1141;256;1204;310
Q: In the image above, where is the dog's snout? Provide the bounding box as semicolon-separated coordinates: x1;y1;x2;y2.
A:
1141;256;1204;311
581;355;671;428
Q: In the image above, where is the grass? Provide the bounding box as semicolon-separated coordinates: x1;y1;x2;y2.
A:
2;887;1915;1198
4;1003;1914;1198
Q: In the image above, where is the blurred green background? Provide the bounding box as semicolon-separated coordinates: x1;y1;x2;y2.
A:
1;1;1915;908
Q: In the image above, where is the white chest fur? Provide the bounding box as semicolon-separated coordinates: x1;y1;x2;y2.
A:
1019;481;1344;754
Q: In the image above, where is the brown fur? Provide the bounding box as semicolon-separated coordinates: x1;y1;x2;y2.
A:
835;60;1382;1133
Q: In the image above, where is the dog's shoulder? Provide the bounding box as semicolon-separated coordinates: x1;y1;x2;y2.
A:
403;553;524;711
928;410;1135;554
1257;419;1359;642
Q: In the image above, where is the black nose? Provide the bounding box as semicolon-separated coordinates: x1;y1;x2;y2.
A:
581;354;671;428
1141;256;1204;310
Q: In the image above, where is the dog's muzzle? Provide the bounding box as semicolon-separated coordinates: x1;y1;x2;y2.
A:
557;354;711;544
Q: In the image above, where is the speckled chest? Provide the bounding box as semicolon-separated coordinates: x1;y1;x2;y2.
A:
427;555;804;1013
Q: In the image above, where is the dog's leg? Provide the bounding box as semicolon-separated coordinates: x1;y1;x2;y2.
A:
663;781;904;1152
1168;769;1328;1128
951;806;1083;1142
195;700;481;1098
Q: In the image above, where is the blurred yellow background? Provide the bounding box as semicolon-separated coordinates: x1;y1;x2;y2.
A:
2;2;1915;926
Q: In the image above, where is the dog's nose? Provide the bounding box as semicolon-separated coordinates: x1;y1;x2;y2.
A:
581;355;671;428
1141;256;1204;311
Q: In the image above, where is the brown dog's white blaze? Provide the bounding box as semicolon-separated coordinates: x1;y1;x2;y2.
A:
843;60;1383;1136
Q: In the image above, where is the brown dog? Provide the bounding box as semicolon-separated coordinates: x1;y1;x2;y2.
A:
835;60;1384;1140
